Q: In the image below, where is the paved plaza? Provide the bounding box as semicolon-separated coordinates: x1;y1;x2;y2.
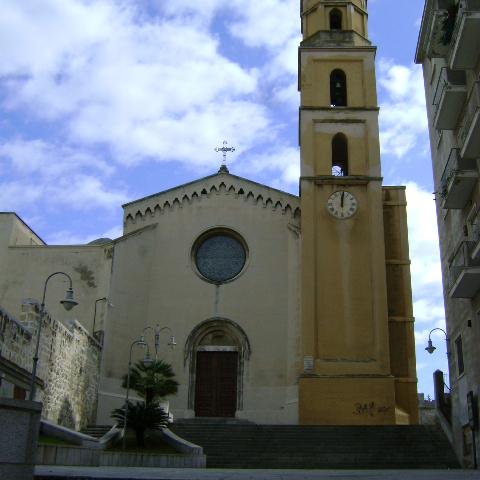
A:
35;466;480;480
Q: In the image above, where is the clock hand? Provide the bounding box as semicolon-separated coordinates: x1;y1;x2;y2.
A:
341;192;344;208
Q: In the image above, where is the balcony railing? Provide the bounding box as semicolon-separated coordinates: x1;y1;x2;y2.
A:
433;67;467;130
448;240;480;298
440;148;478;209
472;214;480;260
457;81;480;159
448;0;480;70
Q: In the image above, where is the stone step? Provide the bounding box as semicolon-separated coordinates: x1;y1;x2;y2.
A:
79;425;113;438
170;423;460;469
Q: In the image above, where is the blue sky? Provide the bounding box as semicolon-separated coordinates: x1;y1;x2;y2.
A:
0;0;448;397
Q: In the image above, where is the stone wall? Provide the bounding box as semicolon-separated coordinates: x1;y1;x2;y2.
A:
0;306;33;373
0;301;101;430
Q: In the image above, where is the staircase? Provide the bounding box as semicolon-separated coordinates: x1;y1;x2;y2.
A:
170;421;460;469
79;425;113;439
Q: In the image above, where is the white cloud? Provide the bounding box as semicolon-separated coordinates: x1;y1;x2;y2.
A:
0;139;125;212
237;145;300;191
406;182;447;351
406;182;443;298
48;175;127;211
0;182;43;210
0;0;277;170
0;139;112;178
228;0;298;50
378;61;429;158
47;224;123;245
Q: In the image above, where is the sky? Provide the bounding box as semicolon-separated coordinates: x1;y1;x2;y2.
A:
0;0;448;397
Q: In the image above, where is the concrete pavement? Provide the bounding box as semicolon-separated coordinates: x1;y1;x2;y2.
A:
35;466;480;480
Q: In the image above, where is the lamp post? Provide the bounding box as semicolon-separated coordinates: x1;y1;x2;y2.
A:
92;297;113;335
425;327;449;356
141;325;176;359
122;326;176;450
122;337;151;451
29;272;78;402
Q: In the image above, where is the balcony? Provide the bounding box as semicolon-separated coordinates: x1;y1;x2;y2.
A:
457;82;480;159
471;215;480;260
433;68;467;130
448;241;480;298
449;0;480;70
440;148;478;209
416;0;453;61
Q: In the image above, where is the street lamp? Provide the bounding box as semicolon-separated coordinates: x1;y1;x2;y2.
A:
29;272;78;401
141;324;176;359
92;297;113;335
122;325;176;450
122;337;152;451
425;328;449;356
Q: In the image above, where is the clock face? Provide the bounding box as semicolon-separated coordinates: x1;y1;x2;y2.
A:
327;191;358;219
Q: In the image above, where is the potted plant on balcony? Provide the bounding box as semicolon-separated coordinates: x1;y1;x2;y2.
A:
441;2;459;45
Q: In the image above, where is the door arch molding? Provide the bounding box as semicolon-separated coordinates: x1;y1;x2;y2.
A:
185;317;251;412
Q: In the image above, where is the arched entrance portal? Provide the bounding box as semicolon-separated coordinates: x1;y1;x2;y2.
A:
185;318;251;418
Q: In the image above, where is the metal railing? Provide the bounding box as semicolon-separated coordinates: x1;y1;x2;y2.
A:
448;240;480;288
439;147;477;197
457;81;480;150
449;0;480;47
433;67;466;108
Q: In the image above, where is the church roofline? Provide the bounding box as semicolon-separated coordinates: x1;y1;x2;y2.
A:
122;171;299;209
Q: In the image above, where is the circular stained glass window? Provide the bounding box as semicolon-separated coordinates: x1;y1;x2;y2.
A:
195;233;246;283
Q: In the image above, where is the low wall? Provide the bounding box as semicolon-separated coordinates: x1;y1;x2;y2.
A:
0;398;42;480
36;445;206;468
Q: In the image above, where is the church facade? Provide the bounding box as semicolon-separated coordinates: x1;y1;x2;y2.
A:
0;0;419;427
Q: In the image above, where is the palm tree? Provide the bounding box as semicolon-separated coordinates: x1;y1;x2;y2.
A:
112;401;169;448
122;359;179;405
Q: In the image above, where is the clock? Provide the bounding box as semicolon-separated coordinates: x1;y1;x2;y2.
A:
327;191;358;219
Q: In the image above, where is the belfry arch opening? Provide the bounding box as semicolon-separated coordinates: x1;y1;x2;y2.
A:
329;9;342;30
332;133;348;176
330;69;347;107
185;318;250;417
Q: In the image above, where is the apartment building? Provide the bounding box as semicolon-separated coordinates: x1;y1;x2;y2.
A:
415;0;480;468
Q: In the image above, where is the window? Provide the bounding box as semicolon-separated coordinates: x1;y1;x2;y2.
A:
332;133;348;176
193;229;247;283
330;69;347;107
329;9;342;30
455;335;465;376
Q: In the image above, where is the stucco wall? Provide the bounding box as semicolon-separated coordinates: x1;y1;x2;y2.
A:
97;173;301;425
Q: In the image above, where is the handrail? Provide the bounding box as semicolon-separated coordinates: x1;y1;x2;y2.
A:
440;147;477;198
458;81;480;148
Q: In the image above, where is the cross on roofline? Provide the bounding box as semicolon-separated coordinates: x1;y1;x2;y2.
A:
215;140;235;173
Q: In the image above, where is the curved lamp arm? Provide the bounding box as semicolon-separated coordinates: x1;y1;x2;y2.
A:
425;328;449;355
29;271;78;401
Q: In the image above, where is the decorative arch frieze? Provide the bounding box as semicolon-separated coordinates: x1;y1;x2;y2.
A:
123;180;300;226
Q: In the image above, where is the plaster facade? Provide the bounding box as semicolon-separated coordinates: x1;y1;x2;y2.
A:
415;0;480;467
298;0;418;425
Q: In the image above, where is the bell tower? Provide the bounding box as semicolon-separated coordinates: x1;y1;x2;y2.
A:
298;0;418;425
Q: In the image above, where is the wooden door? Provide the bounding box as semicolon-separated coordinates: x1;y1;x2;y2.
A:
195;351;238;417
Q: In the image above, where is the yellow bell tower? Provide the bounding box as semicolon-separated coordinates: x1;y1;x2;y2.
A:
298;0;419;425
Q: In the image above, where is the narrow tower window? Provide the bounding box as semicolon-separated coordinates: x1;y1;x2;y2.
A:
332;133;348;176
330;69;347;107
329;9;342;30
